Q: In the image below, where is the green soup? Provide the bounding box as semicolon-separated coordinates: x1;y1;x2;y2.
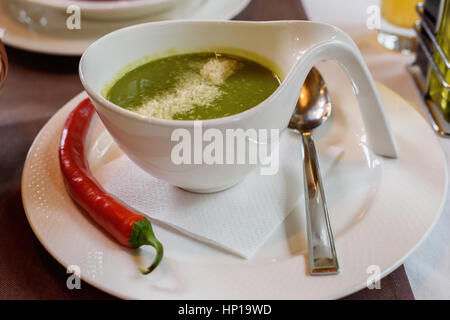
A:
106;52;281;120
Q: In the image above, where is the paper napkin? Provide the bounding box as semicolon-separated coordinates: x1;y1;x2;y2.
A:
94;130;343;258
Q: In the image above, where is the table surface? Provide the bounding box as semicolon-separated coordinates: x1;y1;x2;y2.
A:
0;0;414;300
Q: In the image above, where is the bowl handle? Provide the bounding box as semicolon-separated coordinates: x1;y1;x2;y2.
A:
294;32;399;158
0;31;8;89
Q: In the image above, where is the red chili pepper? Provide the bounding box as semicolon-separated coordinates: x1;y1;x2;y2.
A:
59;98;163;274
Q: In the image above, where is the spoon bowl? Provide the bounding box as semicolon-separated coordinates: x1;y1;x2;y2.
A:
289;67;331;132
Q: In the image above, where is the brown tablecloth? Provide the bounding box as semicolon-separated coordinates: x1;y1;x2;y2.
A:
0;0;414;300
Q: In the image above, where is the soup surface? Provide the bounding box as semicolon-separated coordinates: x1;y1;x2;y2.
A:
106;52;281;120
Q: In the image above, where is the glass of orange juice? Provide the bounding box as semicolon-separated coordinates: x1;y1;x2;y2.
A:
377;0;421;54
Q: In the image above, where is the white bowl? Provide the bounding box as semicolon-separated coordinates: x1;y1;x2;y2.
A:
11;0;176;21
80;20;398;193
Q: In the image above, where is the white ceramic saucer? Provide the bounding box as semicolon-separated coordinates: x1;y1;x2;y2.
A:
21;64;447;299
0;0;251;56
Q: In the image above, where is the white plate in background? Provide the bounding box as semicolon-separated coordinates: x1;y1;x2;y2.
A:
14;0;177;21
0;0;251;55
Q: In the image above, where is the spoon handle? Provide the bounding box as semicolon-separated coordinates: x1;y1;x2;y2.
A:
301;131;339;275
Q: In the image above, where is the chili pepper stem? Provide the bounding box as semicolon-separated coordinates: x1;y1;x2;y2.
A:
140;238;164;275
129;219;164;274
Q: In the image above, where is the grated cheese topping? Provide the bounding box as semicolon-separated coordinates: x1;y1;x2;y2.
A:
135;57;241;119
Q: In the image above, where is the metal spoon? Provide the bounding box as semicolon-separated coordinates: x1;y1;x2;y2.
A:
288;68;339;275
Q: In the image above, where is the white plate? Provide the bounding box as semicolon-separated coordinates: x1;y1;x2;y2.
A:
0;0;251;56
14;0;177;21
22;66;447;299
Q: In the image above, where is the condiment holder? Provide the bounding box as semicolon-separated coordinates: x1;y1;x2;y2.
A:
407;2;450;136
